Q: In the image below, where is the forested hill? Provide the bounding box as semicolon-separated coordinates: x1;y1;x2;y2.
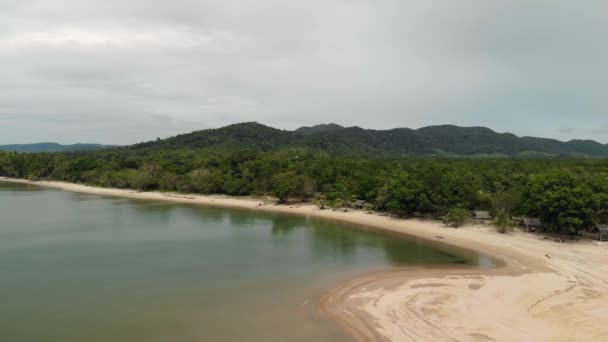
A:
0;143;115;153
132;122;608;158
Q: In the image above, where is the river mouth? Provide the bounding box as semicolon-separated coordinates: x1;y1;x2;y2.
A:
0;182;492;341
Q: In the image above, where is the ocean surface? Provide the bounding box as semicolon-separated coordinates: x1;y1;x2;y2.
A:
0;182;488;341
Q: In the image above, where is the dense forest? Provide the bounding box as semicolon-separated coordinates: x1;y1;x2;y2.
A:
1;144;607;235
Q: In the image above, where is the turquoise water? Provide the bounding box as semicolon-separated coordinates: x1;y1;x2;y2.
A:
0;182;484;341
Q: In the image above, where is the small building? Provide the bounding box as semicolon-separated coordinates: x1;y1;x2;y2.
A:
473;211;492;224
596;225;608;241
523;217;543;233
352;200;367;210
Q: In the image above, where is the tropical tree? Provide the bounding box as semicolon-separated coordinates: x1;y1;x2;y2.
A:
523;170;599;234
271;172;302;203
443;207;470;228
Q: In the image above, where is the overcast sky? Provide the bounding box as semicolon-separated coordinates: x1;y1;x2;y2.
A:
1;0;606;145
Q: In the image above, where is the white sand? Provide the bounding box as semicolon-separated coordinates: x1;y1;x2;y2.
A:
3;177;608;341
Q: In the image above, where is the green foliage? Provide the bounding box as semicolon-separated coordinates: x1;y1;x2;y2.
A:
271;172;302;203
417;165;478;214
493;186;525;215
313;193;327;209
330;198;349;210
443;207;470;228
1;142;608;234
494;209;514;234
375;170;422;216
523;170;603;234
327;177;356;203
190;168;223;194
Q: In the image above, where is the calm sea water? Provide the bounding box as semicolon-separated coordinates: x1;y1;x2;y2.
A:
0;182;486;341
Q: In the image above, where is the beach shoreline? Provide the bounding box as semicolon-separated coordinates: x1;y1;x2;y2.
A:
2;177;608;341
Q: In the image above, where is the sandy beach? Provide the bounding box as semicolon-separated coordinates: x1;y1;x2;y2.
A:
2;177;608;342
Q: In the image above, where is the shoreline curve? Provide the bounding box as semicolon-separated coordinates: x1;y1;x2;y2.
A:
2;177;608;341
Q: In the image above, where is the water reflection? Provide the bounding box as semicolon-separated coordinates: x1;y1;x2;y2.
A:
0;182;43;192
309;221;358;260
228;211;260;226
184;206;227;223
271;217;300;236
265;215;474;266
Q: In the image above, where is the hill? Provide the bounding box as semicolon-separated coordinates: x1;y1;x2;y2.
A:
294;123;345;135
130;122;608;158
0;143;115;153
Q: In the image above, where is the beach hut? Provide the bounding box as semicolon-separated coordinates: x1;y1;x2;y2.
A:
523;217;543;233
352;200;366;210
473;211;492;224
597;225;608;241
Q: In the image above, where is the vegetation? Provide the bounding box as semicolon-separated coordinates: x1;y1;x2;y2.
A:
1;122;607;236
313;193;328;209
494;209;515;234
443;208;470;228
523;170;608;234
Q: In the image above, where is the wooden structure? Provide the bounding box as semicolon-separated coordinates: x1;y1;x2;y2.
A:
473;211;492;224
597;225;608;241
523;217;543;233
352;200;367;210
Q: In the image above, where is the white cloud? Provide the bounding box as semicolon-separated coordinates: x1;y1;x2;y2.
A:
0;0;606;144
3;28;241;50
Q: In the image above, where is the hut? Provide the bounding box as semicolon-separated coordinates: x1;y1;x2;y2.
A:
523;217;543;233
596;225;608;241
352;200;367;210
473;211;492;224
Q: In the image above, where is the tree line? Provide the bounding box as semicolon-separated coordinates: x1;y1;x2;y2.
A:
1;148;607;234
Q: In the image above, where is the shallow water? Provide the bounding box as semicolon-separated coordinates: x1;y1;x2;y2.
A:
0;182;487;341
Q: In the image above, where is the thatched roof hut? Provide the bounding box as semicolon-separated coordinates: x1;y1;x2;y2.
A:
353;200;367;210
473;211;491;224
596;225;608;241
523;217;543;233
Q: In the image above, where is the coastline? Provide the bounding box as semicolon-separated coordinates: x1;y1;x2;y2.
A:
2;177;608;341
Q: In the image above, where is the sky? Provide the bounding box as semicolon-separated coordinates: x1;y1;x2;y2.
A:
0;0;607;145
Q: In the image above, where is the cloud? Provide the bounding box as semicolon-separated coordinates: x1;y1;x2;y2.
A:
591;126;608;135
556;127;575;135
0;0;606;144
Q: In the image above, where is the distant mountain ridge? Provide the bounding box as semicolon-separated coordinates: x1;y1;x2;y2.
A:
0;143;115;153
294;123;345;135
131;122;608;158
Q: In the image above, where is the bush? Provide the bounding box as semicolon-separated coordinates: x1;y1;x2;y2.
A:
313;193;327;209
443;207;470;228
494;208;514;234
330;198;349;211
